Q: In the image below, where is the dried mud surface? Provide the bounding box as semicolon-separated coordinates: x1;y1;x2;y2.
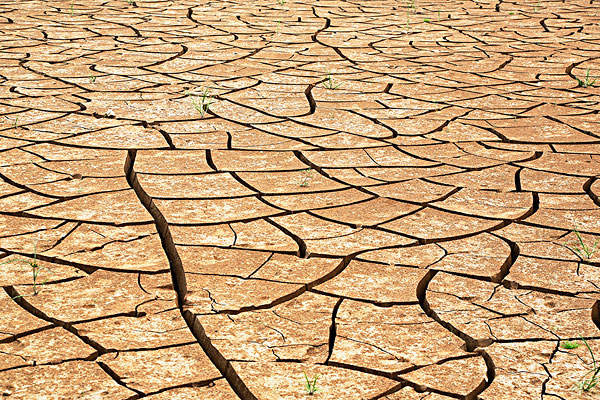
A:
0;0;599;399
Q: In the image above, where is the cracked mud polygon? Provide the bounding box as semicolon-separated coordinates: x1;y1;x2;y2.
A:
0;0;599;399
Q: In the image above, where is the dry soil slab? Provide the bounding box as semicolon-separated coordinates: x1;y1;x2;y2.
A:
0;0;599;399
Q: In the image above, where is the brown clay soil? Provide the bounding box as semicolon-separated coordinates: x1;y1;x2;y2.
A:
0;0;599;399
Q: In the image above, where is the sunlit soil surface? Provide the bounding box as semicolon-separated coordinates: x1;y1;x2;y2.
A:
0;0;600;398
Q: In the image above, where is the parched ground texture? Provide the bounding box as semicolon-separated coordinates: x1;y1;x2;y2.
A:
0;0;599;399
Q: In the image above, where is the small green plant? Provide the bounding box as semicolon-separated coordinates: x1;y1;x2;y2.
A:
89;74;96;83
70;0;74;15
277;0;285;4
126;0;133;5
564;228;598;259
13;116;18;129
300;168;313;187
1;245;51;298
578;337;600;392
423;18;430;22
303;372;320;395
323;71;341;90
576;68;597;88
533;0;542;12
437;10;441;20
562;340;581;349
188;87;213;117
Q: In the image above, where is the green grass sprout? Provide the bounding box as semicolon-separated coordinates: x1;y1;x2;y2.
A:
562;341;581;349
578;337;600;392
564;228;598;259
323;71;341;89
188;87;213;118
300;168;313;187
303;371;320;395
576;68;597;88
1;244;52;298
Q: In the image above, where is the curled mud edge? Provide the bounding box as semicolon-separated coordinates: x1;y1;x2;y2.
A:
124;149;259;400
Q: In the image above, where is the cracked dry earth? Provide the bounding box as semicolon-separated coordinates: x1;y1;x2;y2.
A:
1;0;600;399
